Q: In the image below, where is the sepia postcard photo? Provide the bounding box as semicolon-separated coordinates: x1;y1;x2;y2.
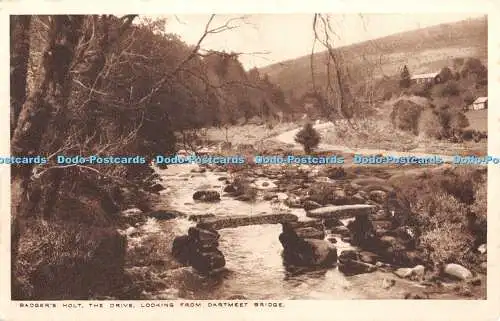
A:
1;1;499;320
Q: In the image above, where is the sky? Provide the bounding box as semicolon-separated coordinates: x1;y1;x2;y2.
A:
156;13;486;70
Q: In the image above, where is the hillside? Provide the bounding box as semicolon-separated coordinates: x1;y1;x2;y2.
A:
259;16;488;100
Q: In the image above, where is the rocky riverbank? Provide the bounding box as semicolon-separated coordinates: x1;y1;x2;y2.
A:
114;158;486;300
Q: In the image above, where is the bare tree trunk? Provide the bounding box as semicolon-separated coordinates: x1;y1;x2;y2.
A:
10;16;32;136
39;15;138;218
11;16;85;289
10;15;32;297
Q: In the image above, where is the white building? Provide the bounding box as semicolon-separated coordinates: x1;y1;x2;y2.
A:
410;72;441;85
470;97;488;110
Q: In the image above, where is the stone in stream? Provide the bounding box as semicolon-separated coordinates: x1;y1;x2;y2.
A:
282;217;323;231
330;225;350;237
188;227;220;242
303;200;322;211
369;190;388;204
188;213;216;222
359;251;380;265
443;263;473;281
293;227;325;240
306;204;376;219
338;250;377;276
171;235;194;264
372;220;393;233
148;209;185;220
338;259;377;276
145;183;166;193
196;213;298;230
323;217;343;229
192;190;221;202
190;249;226;274
280;234;337;268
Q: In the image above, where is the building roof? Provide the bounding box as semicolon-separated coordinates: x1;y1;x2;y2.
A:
411;72;439;80
473;97;488;104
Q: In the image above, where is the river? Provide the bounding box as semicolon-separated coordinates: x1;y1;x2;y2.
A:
125;162;432;300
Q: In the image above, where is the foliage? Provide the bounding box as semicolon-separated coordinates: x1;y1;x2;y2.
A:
410;82;432;98
438;80;460;97
391;167;487;269
438;67;453;83
390;99;424;135
294;122;321;154
399;65;411;89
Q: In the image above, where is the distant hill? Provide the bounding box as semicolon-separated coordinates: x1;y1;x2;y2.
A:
259;16;488;100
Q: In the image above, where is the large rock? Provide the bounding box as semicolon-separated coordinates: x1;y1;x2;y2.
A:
188;213;216;222
359;251;380;265
369;190;388;204
443;264;473;281
330;225;350;237
148;209;185;220
307;204;376;219
145;183;165;193
304;200;322;211
323;217;343;229
281;236;337;268
338;250;377;276
172;235;194;264
346;215;376;248
395;264;423;278
193;190;221;202
294;227;325;239
197;213;298;230
282;217;323;231
190;250;226;274
188;227;220;242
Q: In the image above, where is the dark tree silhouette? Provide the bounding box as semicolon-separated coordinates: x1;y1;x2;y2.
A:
399;64;411;89
295;122;321;154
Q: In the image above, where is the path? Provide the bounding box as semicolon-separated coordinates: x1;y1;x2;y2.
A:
274;121;461;163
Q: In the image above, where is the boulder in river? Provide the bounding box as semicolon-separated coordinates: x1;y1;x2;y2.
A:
281;235;337;268
294;227;325;239
443;263;473;281
148;209;185;220
145;183;165;193
193;190;221;202
369;190;388;204
338;259;377;276
307;204;376;219
323;217;343;229
188;227;220;242
197;213;298;230
282;217;323;231
303;200;322;211
172;235;194;264
338;249;377;275
330;225;350;237
190;249;226;274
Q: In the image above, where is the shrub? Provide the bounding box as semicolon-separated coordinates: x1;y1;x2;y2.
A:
439;80;460;97
392;166;487;268
469;182;487;245
294;122;321;154
410;83;432;98
390;99;424;135
460;57;487;80
438;67;453;83
419;109;444;139
14;219;127;300
420;221;474;267
463;93;475;106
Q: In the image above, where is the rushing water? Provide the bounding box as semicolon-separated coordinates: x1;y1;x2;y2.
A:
127;163;429;300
